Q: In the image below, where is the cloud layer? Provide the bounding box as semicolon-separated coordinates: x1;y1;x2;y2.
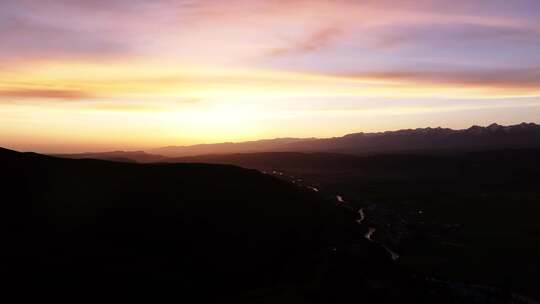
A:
2;0;540;151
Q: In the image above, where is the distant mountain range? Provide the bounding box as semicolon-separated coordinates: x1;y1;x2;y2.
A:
52;122;540;162
149;122;540;157
148;137;310;158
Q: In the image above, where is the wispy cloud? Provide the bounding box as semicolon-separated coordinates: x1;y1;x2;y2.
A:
334;67;540;92
0;10;131;61
0;88;93;100
2;0;540;151
268;26;342;57
370;23;540;50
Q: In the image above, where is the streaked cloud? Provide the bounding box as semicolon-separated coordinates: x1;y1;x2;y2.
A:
268;26;342;56
1;0;540;151
370;23;540;50
0;2;132;61
336;67;540;92
0;88;93;100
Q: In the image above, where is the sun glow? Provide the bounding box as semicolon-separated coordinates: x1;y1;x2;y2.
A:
1;0;540;152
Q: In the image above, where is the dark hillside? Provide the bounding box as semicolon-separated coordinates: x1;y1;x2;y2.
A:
0;147;425;303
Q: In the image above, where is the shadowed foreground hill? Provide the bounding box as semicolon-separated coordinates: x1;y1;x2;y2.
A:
0;147;437;303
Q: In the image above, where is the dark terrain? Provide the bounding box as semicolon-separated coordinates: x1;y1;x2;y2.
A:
0;147;440;303
6;123;540;303
170;149;540;301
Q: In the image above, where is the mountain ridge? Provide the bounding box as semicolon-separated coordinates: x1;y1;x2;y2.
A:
49;122;540;162
148;122;540;157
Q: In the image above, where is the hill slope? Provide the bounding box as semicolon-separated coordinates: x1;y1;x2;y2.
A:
1;147;425;303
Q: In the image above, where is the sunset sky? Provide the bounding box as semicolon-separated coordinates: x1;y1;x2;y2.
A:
2;0;540;152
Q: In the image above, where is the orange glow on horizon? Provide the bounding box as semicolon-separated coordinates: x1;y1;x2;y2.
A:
1;1;540;152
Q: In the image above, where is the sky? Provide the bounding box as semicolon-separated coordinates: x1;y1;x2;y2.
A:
1;0;540;152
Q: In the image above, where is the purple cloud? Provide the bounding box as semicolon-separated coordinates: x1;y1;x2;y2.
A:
336;67;540;90
0;88;93;100
370;23;540;50
268;26;342;57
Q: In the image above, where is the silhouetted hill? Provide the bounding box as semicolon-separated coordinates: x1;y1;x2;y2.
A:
53;150;166;163
1;147;439;303
149;123;540;157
